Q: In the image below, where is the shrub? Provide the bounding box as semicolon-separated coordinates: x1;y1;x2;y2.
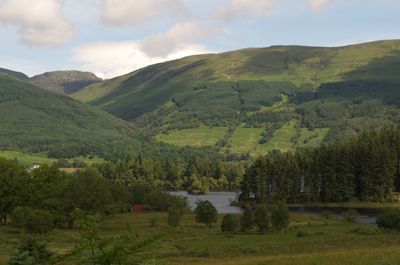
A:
10;207;30;228
342;209;359;223
254;204;270;233
194;200;217;227
168;207;182;227
376;209;400;230
271;202;289;231
8;237;53;265
25;209;55;234
296;230;309;237
11;207;55;234
221;214;239;233
240;208;254;232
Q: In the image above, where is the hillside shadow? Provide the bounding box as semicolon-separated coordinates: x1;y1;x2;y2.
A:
341;50;400;83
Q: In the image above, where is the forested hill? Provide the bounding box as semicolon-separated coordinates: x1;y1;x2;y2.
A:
72;40;400;157
0;75;142;159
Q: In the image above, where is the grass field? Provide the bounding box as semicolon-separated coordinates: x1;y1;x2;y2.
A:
226;126;265;155
262;120;298;153
1;212;400;265
155;126;228;147
0;151;104;167
297;128;330;148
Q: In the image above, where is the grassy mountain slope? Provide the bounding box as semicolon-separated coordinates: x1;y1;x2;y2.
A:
30;70;102;94
70;40;400;156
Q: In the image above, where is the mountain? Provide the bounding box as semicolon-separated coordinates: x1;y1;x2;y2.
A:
0;75;143;159
72;40;400;157
30;70;102;95
0;68;29;80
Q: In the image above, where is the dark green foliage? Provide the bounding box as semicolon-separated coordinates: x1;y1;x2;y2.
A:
168;207;182;227
376;209;400;230
221;214;239;233
271;203;289;231
342;209;359;223
167;198;186;228
194;200;218;227
0;158;27;225
240;126;400;203
240;208;254;232
8;237;52;265
254;205;270;233
0;75;141;158
11;207;54;234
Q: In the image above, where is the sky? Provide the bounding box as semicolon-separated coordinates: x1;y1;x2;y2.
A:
0;0;399;79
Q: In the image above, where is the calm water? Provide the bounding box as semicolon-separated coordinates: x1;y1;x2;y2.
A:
169;191;381;224
169;191;243;214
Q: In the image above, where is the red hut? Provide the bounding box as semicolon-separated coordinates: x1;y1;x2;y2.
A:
130;204;144;212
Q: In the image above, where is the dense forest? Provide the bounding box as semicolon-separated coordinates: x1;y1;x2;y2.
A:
240;126;400;203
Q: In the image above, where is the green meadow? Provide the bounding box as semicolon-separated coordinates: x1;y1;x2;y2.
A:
262;120;298;153
0;151;104;167
1;212;400;265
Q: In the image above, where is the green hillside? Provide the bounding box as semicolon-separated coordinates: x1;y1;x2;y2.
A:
30;70;102;94
0;67;29;80
71;40;400;156
0;75;143;159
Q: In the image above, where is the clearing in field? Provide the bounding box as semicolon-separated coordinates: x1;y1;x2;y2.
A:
261;120;298;153
154;126;228;147
297;128;330;148
0;151;104;167
226;126;265;155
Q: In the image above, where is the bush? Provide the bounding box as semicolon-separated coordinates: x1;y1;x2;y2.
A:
8;237;53;265
254;204;270;233
168;207;182;227
376;209;400;230
271;202;289;231
240;208;254;232
296;230;309;237
10;207;30;228
194;200;217;227
11;207;55;234
342;209;359;223
221;214;239;233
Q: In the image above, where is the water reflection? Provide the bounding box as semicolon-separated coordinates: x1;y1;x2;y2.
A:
169;191;242;214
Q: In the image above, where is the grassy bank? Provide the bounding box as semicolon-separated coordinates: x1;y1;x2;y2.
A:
0;150;104;167
1;212;400;264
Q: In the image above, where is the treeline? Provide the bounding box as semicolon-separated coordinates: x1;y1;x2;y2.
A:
0;158;185;233
240;126;400;203
96;155;246;194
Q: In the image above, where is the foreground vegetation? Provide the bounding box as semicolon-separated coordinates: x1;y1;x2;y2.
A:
1;212;400;265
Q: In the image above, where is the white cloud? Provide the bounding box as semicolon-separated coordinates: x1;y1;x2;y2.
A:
308;0;332;11
140;21;217;57
73;22;213;79
0;0;74;46
216;0;277;21
102;0;186;26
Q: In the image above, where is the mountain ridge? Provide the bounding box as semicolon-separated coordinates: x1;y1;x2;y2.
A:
70;39;400;156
